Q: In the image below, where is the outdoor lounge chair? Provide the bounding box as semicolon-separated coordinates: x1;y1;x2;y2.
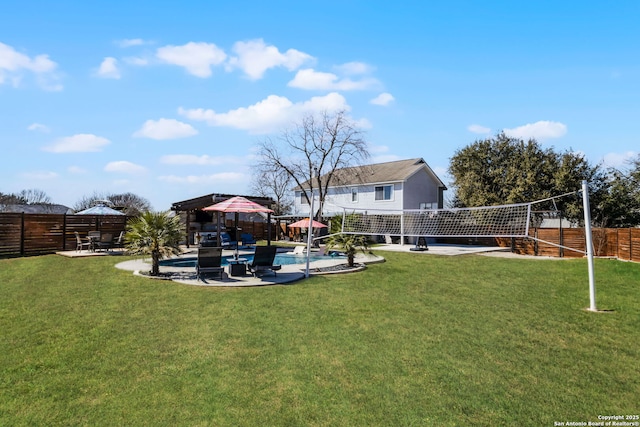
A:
248;245;282;277
196;246;224;280
74;232;91;252
220;231;237;249
240;232;257;247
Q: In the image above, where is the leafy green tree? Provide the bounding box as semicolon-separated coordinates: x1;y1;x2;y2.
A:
449;133;606;223
595;155;640;227
125;211;184;276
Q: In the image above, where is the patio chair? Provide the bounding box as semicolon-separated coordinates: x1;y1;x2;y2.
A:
196;246;224;281
240;232;257;247
220;231;237;249
112;231;125;249
95;233;113;252
248;245;282;277
74;232;91;252
292;245;305;254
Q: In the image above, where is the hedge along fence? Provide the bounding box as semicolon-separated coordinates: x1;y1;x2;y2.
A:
0;213;129;257
496;227;640;262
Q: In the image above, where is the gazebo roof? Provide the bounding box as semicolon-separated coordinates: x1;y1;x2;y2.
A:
171;193;274;212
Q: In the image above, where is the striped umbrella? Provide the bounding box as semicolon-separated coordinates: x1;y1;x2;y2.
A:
288;218;327;228
202;196;273;213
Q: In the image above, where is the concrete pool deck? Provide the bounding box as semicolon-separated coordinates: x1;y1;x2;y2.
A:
115;247;384;287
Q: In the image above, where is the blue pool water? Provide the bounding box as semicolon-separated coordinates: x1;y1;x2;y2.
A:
159;252;342;268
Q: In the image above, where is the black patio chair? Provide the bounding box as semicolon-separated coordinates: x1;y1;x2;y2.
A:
196;246;224;281
248;245;282;277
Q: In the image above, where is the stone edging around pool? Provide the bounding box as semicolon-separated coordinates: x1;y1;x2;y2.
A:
115;252;384;287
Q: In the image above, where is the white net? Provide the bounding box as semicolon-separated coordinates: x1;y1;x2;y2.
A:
339;203;532;238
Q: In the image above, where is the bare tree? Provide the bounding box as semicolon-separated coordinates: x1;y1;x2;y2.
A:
74;191;151;216
255;110;369;220
250;168;293;216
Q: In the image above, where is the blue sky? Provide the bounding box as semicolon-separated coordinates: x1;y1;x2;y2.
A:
2;1;639;210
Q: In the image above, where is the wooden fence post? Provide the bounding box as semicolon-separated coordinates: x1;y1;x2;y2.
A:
20;212;25;256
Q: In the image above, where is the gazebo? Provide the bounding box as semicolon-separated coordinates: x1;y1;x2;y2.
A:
171;193;275;248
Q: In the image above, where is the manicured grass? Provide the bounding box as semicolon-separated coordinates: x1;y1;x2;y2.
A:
1;252;639;426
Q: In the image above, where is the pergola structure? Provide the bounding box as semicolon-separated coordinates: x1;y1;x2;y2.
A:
171;193;275;248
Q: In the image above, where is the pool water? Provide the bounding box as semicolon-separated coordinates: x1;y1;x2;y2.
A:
159;253;342;268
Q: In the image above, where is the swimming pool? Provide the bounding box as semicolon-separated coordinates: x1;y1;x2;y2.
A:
159;252;343;268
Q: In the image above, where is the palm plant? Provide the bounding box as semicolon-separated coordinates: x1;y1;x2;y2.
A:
125;211;184;276
326;215;371;267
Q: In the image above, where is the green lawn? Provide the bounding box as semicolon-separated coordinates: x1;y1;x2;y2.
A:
1;252;638;426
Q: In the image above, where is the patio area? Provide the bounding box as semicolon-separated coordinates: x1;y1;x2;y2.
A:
114;246;384;287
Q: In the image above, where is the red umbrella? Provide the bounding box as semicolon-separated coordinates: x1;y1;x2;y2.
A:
202;196;274;213
201;196;274;256
288;218;327;228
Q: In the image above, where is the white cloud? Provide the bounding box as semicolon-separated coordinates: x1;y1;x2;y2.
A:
158;172;245;184
335;62;374;75
178;92;350;134
43;134;111;153
21;170;58;180
123;56;150;66
117;38;147;48
468;124;491;134
370;93;394;106
156;42;227;78
602;151;638;168
104;161;147;174
132;118;198;140
27;123;50;132
96;57;120;79
67;166;87;174
503;121;567;140
227;39;314;80
160;154;245;165
0;42;62;90
288;68;380;91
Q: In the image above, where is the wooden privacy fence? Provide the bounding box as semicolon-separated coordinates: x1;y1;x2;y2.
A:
0;213;128;257
496;227;640;262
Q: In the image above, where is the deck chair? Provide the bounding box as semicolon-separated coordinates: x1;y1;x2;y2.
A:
196;247;224;280
74;232;91;252
240;232;257;247
292;245;306;254
95;233;113;252
248;245;282;277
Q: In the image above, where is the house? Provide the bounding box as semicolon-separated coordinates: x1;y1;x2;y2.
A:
292;158;447;217
0;204;74;214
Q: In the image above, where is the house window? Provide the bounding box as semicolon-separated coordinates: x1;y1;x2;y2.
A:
374;185;393;201
351;188;358;202
300;193;308;204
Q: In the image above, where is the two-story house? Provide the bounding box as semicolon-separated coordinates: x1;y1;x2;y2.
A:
293;158;447;217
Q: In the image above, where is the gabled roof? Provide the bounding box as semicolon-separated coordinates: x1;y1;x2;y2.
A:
295;158;447;190
0;204;73;214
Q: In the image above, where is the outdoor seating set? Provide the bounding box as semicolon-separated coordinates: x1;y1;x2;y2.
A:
74;230;124;252
196;244;281;281
199;231;257;249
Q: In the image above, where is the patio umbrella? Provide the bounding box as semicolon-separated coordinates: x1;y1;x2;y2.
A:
202;196;274;214
287;218;327;228
202;196;274;257
75;204;125;215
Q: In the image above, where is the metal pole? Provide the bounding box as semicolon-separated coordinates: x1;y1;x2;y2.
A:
582;180;597;312
305;168;317;278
